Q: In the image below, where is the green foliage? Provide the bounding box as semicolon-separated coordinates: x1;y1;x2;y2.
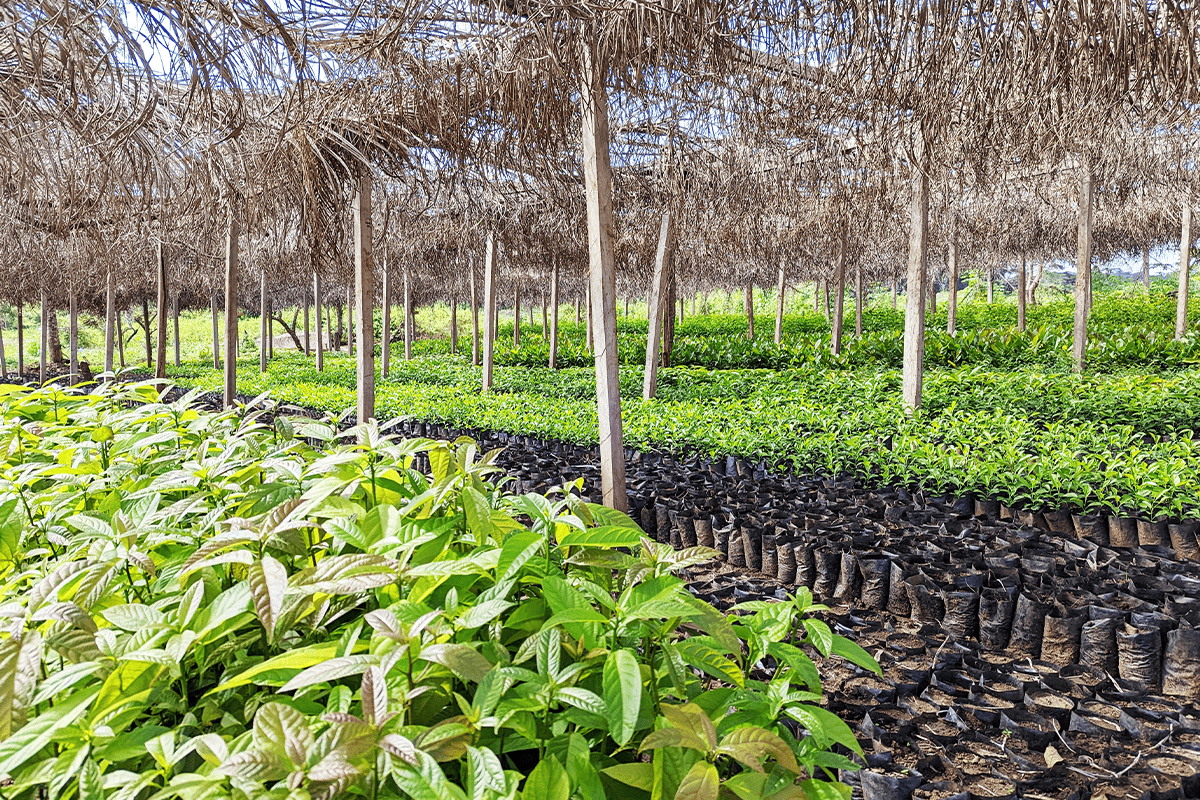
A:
0;381;870;800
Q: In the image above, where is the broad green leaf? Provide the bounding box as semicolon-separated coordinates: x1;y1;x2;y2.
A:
786;705;862;755
420;643;492;683
253;702;313;766
675;761;718;800
801;619;832;657
557;525;644;549
0;632;40;739
601;762;654;791
603;649;642;747
522;754;569;800
671;639;744;688
797;779;852;800
102;604;166;631
829;634;881;675
715;726;800;774
247;556;287;643
279;655;379;693
209;640;341;693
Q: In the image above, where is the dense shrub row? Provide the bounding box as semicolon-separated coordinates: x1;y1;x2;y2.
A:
0;382;869;800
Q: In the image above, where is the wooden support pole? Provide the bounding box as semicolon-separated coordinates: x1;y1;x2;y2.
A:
403;269;412;361
822;280;830;321
117;308;126;370
542;294;548;337
813;281;822;315
855;265;864;338
142;300;152;368
831;231;846;354
745;284;756;340
381;262;392;377
173;295;180;367
1018;255;1027;332
774;265;786;344
513;285;521;346
575;295;582;325
549;255;560;369
1178;198;1192;340
353;170;375;424
16;304;23;377
891;278;898;310
482;231;498;391
986;268;994;304
39;294;47;384
1072;169;1094;372
303;292;311;356
224;213;239;408
450;293;458;355
1141;247;1150;293
928;270;937;316
314;272;324;371
901;144;930;412
210;293;220;369
0;320;6;380
662;273;675;367
471;256;480;366
585;288;593;351
156;241;168;380
643;211;674;400
581;36;628;511
947;230;959;335
260;270;268;373
69;291;78;384
104;271;116;377
347;286;354;356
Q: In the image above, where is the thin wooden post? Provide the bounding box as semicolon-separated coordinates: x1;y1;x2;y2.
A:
117;309;126;370
1178;197;1192;340
662;273;675;367
947;229;959;335
224;213;239;408
831;231;846;353
891;278;898;310
1018;255;1027;332
210;293;220;369
142;300;152;367
482;231;498;391
69;291;78;384
470;255;480;366
813;281;822;315
353;170;375;424
347;286;354;356
585;288;593;351
901;142;930;412
259;270;268;373
173;296;180;367
928;270;937;316
104;271;116;376
303;291;310;356
774;265;786;344
986;268;994;304
513;285;521;346
39;294;47;384
854;265;864;338
16;304;23;377
643;211;674;400
403;269;412;361
542;294;547;337
314;272;324;371
1141;247;1150;293
745;284;756;340
154;241;168;380
1072;169;1094;372
0;320;6;380
450;293;458;355
575;295;582;325
581;36;628;511
381;262;392;377
822;280;830;321
549;255;560;369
